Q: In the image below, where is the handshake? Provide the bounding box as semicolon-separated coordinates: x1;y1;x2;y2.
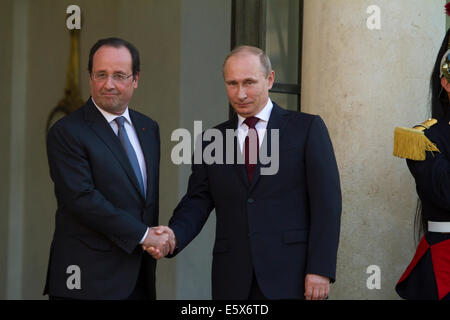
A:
142;226;177;260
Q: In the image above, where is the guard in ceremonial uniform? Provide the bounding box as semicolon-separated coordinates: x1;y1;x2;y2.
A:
394;6;450;299
394;118;450;300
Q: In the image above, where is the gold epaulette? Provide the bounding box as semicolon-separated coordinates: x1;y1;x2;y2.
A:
393;118;440;161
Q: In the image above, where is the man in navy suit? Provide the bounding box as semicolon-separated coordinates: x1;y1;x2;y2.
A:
148;46;341;300
44;38;174;300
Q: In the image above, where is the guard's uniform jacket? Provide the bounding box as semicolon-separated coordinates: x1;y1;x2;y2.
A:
394;116;450;300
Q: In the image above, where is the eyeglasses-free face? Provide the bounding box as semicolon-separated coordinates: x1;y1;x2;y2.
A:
224;53;274;118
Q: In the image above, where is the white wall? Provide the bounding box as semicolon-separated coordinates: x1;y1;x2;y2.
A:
302;0;445;299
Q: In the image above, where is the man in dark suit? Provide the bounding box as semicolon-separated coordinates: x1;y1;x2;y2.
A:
44;37;174;300
148;46;341;300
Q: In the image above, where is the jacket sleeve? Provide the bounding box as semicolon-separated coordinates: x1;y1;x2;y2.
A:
407;129;450;210
304;116;342;282
168;139;215;255
46;121;148;254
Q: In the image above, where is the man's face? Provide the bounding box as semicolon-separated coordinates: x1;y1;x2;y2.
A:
224;53;274;118
89;45;139;115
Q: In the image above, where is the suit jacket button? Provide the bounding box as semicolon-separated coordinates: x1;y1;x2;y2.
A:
248;198;255;204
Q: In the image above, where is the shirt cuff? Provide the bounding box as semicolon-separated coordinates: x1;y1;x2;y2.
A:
139;227;149;244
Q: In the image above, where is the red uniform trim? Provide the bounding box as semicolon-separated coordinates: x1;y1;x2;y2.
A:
398;236;429;284
398;236;450;300
430;240;450;300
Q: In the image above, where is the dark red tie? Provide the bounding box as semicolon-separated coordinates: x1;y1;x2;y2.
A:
244;116;260;183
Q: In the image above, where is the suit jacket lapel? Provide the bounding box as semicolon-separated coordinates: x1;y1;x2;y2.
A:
130;110;158;205
249;103;289;191
83;100;145;200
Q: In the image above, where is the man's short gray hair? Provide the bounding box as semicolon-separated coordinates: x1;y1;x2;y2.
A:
222;45;272;78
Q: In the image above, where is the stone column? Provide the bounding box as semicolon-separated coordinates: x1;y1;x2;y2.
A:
301;0;445;299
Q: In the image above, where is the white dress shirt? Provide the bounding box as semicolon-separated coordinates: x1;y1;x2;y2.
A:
236;98;273;153
92;98;149;243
